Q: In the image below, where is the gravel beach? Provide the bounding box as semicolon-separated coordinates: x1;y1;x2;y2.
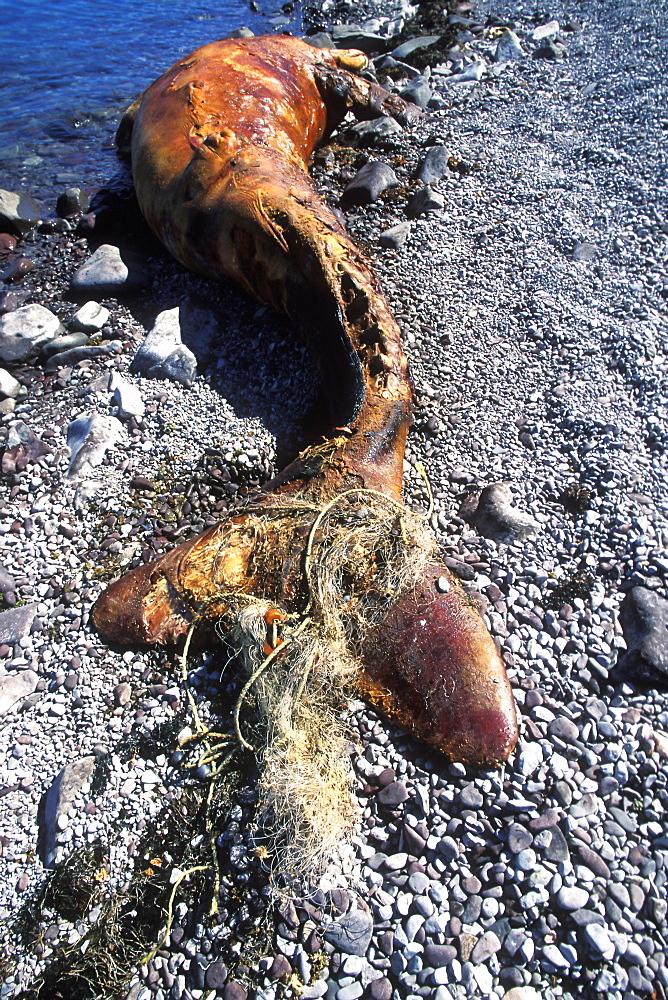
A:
1;1;667;999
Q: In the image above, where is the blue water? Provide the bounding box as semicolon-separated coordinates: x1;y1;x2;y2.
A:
0;0;304;203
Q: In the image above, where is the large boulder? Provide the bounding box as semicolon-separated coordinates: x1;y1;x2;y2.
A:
0;304;64;363
0;189;40;235
130;306;197;386
617;587;668;682
70;244;148;297
67;412;124;478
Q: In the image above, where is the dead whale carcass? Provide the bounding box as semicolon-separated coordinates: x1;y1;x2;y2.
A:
94;36;518;777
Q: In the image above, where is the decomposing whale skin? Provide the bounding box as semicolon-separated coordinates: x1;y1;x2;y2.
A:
93;35;518;767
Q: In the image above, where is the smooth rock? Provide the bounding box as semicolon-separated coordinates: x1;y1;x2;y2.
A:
529;20;560;41
583;923;615;960
415;146;450;184
68;300;110;333
341;161;399;207
67;412;123;478
44;341;122;372
0;189;40;235
0;304;64;363
71;243;148;296
507;824;532;853
379;221;411;250
548;717;580;743
617;587;668;681
0;669;38;716
0;603;39;645
495;29;524;61
56;188;90;218
42;330;90;357
407;186;444;218
330;24;387;53
0;368;21;399
447;60;486;84
533;40;568;60
377;780;408;806
323;905;373;956
460;482;539;543
1;420;52;473
501;990;542;1000
573;242;598;261
556;886;589;910
204;962;228;989
543;825;570;864
39;756;96;867
344;117;403;148
391;36;441;60
369;979;392;1000
110;372;145;419
400;77;432;109
131;307;197;386
470;931;501;964
424;944;457;967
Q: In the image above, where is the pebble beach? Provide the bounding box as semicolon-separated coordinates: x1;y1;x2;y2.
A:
0;1;667;999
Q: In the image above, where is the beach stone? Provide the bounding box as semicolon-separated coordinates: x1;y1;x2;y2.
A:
448;59;486;84
529;20;560;41
543;825;570;864
459;783;483;808
460;483;539;543
204;962;227;989
501;990;542;1000
391;36;441;60
0;289;29;314
556;886;589;910
0;603;39;645
71;243;148;296
379;221;411;249
131;306;197;386
42;330;89;357
2;420;52;474
416;146;450;184
548;717;580;743
408;871;430;893
323;905;372;956
0;189;40;234
617;587;668;681
0;563;15;595
0;669;38;716
0;368;21;399
113;682;132;708
377;780;408;806
0;304;64;363
584;923;615;960
369;979;392;1000
344;117;403;148
407;186;444;219
470;931;501;964
533;40;568;60
573;242;598;261
67;412;123;478
517;742;543;776
341;161;399;207
330;24;387;53
110;372;145;419
40;756;96;867
56;187;89;217
495;29;524;61
400;77;432;109
223;983;247;1000
68;300;109;333
424;944;457;967
269;955;291;981
44;341;122;372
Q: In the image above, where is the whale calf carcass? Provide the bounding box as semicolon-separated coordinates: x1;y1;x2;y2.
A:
93;35;518;769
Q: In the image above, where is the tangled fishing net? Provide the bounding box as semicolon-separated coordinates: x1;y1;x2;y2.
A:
182;485;437;885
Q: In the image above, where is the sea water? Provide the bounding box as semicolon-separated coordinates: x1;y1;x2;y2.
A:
0;0;304;201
